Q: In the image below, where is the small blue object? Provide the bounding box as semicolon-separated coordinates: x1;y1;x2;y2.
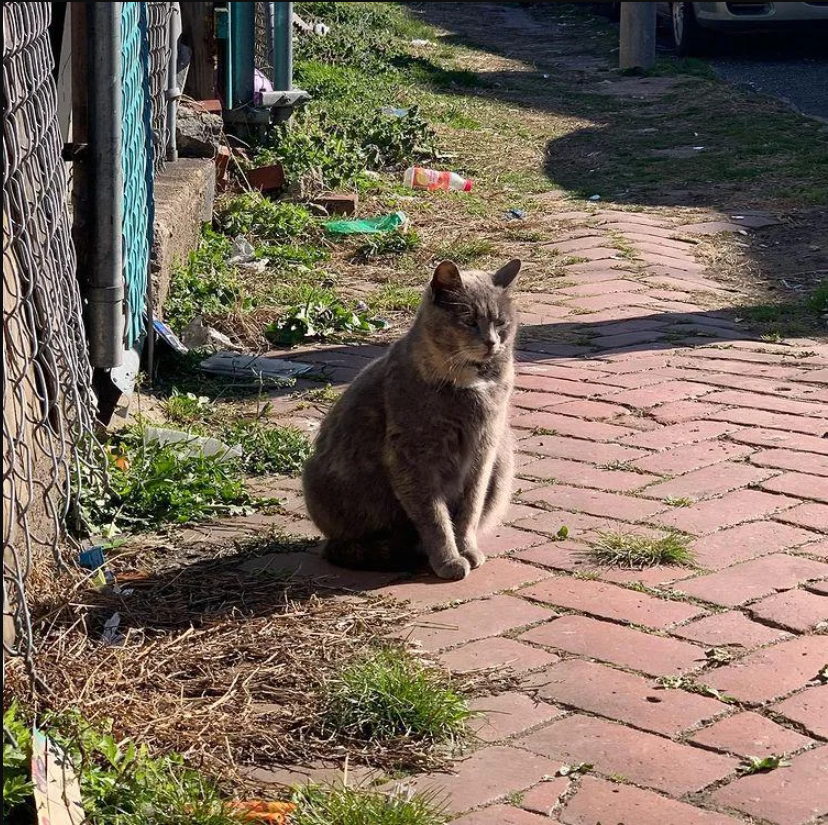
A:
79;546;106;571
505;208;526;220
153;319;188;353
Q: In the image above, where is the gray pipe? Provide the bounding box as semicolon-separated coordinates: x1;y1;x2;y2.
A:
86;2;125;369
166;2;181;162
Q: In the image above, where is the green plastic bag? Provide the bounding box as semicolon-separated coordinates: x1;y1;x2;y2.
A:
324;211;407;235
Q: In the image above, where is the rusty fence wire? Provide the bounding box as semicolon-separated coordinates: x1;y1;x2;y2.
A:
3;2;104;671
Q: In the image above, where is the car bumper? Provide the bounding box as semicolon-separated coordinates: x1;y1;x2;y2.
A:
695;2;828;27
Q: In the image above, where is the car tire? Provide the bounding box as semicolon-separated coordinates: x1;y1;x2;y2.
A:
671;3;709;56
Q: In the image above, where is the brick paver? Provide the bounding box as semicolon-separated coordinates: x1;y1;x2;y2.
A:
248;20;828;816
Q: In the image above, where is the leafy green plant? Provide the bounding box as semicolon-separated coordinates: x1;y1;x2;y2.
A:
163;389;214;425
737;755;791;775
322;646;471;746
3;706;241;825
78;428;254;535
219;193;314;243
268;293;387;345
3;704;34;821
165;227;249;331
221;418;312;476
357;229;420;261
291;784;447;825
590;532;696;569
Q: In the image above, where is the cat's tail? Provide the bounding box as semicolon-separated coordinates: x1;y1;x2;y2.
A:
323;533;422;572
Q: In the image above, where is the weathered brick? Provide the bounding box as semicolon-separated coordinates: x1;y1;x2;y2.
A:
520;615;703;676
630;440;753;476
397;595;555;652
520;577;702;628
751;448;828;477
558;278;644;296
641;461;772;502
520;778;569;817
710;406;827;436
512;391;561;411
479;526;545;557
679;554;828;607
559;776;741;825
438;637;559;676
517;434;649;464
702;389;827;419
749;588;826;633
511;411;635;442
772;685;828;739
656;490;798;536
408;746;560;814
762;472;828;504
377;559;552;608
729;428;828;455
674;611;787;649
776;501;828;532
567;292;648;312
525;659;725;735
469;692;562;742
546;398;631;421
513;507;636;541
519;485;667;523
605;381;714;410
688;521;818;570
452;804;551;825
518;715;737;796
518;456;655;492
650;400;725;424
711;746;828;824
690;711;812;757
708;635;828;704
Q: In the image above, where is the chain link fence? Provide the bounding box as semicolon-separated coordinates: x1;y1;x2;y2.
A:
3;2;104;668
255;2;274;77
147;1;173;174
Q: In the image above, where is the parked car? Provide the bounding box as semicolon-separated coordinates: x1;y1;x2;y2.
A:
658;2;828;55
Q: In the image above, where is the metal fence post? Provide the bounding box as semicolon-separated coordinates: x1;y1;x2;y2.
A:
229;1;255;107
272;2;292;92
86;2;125;368
167;2;182;161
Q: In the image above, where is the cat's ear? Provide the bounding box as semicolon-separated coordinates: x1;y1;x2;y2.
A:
493;259;521;289
431;260;463;292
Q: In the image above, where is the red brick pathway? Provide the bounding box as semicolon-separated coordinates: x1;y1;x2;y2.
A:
239;206;828;824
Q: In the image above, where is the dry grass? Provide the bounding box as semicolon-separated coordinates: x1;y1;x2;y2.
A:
7;548;470;788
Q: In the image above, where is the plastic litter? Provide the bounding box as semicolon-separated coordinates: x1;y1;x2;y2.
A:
229;800;296;823
143;426;243;462
380;106;410;117
403;166;472;192
182;316;242;352
199;351;314;381
79;545;106;571
588;194;601;201
153;319;188;353
505;208;526;220
410;39;434;47
101;612;123;646
324;211;408;235
229;235;256;263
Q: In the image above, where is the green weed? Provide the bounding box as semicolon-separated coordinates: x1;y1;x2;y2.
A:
163;389;214;425
165;227;249;331
737;755;791;775
290;784;447;825
322;646;471;746
3;705;240;825
590;532;696;569
369;284;422;314
434;238;495;265
78;427;254;536
219;193;314;243
357;229;421;261
221;418;312;476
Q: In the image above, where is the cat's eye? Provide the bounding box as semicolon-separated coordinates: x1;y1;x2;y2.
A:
494;319;507;328
461;316;477;327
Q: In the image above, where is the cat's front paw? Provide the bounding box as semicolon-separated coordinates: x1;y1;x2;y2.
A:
459;539;486;569
432;555;471;581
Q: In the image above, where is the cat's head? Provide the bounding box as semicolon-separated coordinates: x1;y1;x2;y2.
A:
420;259;521;365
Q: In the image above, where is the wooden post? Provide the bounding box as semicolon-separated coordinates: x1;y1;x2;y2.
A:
181;2;216;100
619;2;657;72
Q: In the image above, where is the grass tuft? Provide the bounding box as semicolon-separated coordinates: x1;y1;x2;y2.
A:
322;647;471;746
291;784;447;825
590;532;696;569
433;239;495;265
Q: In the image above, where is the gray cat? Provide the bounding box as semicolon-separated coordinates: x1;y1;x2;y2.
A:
303;258;521;580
